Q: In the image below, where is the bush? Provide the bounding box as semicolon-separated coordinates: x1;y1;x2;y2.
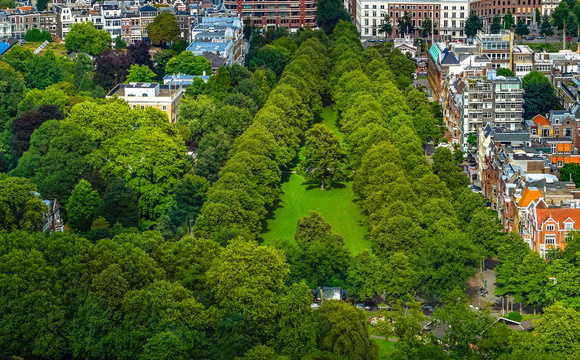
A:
507;311;523;322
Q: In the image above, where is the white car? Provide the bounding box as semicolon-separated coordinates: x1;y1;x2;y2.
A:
311;303;321;309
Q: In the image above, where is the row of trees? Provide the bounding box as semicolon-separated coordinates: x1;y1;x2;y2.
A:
329;21;497;302
193;29;329;241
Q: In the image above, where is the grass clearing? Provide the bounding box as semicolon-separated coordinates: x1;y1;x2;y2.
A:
375;338;396;359
521;314;542;321
260;106;371;254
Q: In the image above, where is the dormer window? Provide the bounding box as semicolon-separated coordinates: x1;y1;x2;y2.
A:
565;222;574;230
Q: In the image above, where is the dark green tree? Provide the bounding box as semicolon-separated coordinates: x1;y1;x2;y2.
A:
315;0;352;35
496;67;515;76
67;179;100;232
379;14;393;37
523;82;560;119
114;35;127;49
503;11;514;29
560;163;580;186
540;15;554;43
397;11;414;35
515;20;530;42
96;178;140;228
0;177;47;232
491;14;502;34
464;11;483;38
552;1;570;30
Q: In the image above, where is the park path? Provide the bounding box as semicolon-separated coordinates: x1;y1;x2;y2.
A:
369;335;398;342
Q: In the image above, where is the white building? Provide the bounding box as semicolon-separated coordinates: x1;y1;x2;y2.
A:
542;0;561;16
356;0;389;38
439;0;469;41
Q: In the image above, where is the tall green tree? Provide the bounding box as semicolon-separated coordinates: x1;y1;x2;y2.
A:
165;52;212;76
67;179;100;232
125;64;156;83
299;124;346;190
464;11;483;38
315;301;378;360
0;177;47;232
515;20;530;42
522;69;551;88
397;11;415;35
0;65;27;132
523;82;560;119
552;1;570;30
147;13;181;47
533;302;580;355
420;18;436;38
315;0;352;35
540;14;554;43
114;35;127;49
560;163;580;186
64;22;112;56
491;14;502;34
379;14;393;37
503;11;514;29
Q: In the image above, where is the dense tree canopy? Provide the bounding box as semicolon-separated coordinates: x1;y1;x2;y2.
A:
64;22;112;56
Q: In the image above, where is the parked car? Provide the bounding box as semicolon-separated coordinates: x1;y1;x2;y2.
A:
423;305;435;311
452;39;462;43
378;304;392;311
311;303;320;309
468;185;482;194
525;36;535;40
356;303;371;311
538;35;545;39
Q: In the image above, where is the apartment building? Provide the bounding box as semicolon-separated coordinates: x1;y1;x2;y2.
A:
6;9;40;40
356;0;388;37
542;0;561;16
40;12;58;37
439;0;468;40
107;82;186;123
223;0;316;31
138;4;158;40
54;4;72;39
470;0;543;27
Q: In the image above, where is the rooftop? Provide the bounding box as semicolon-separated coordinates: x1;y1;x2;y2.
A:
107;83;182;98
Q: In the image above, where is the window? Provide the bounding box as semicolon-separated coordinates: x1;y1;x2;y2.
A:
554;128;560;136
162;105;167;111
551;143;557;153
565;222;574;230
545;236;556;245
546;224;555;231
140;105;145;110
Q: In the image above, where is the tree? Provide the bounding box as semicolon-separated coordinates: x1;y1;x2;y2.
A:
379;14;393;37
568;14;579;35
299;124;346;190
35;0;47;11
533;302;580;355
560;163;580;186
67;179;100;232
515;20;530;42
0;66;27;131
248;45;288;78
170;39;189;55
315;0;352;35
0;0;17;8
125;64;156;83
100;128;187;219
536;8;542;27
11;105;64;163
540;15;554;43
503;11;514;29
94;49;134;90
96;178;140;228
552;1;570;30
206;238;289;318
23;53;63;90
114;35;127;49
491;14;502;34
522;70;551;88
64;22;111;56
167;174;210;229
165;52;212;76
24;28;52;42
523;82;560;119
514;251;548;310
464;11;483;38
315;301;378;360
496;67;515;77
347;250;386;300
0;177;46;232
127;41;153;69
397;11;415;35
420;18;437;38
147;13;180;47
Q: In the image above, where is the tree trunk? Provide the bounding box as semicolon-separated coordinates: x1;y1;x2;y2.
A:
321;178;325;190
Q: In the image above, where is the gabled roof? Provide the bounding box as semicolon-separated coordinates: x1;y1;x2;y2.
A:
440;51;459;65
532;114;550;127
139;4;157;12
518;187;543;207
536;206;580;227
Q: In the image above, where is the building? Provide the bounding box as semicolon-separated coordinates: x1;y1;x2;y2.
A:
473;30;514;70
512;45;533;76
388;0;441;36
107;82;186;123
439;0;469;41
121;14;142;44
163;73;211;85
356;0;389;37
187;16;243;65
42;199;64;233
223;0;316;31
138;4;158;41
542;0;561;16
470;0;542;27
393;35;417;58
54;4;73;39
6;9;40;40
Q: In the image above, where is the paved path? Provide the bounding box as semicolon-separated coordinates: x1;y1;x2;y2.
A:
281;170;297;174
369;335;399;342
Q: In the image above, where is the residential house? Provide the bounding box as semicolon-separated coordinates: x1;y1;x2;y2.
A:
224;0;316;31
42;199;64;233
107;82;186;123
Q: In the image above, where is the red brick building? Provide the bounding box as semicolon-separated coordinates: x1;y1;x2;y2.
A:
387;1;441;35
470;0;542;27
224;0;316;30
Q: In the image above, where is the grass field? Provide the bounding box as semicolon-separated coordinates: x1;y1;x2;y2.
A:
260;107;371;254
375;339;396;359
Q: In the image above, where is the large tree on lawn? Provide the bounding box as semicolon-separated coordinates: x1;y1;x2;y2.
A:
299;123;346;190
147;13;180;47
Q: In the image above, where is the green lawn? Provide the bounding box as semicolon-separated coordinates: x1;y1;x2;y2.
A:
19;42;67;56
375;338;396;359
260;107;371;254
521;314;542;321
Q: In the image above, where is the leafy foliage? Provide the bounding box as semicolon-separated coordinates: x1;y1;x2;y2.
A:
64;22;112;56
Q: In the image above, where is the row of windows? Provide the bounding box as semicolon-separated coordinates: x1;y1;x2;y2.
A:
389;4;439;10
442;20;465;27
242;11;313;17
389;11;439;18
442;5;466;10
472;0;539;6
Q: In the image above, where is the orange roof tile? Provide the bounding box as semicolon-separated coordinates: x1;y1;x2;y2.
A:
536;207;580;227
532;114;550;127
518;187;543;207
